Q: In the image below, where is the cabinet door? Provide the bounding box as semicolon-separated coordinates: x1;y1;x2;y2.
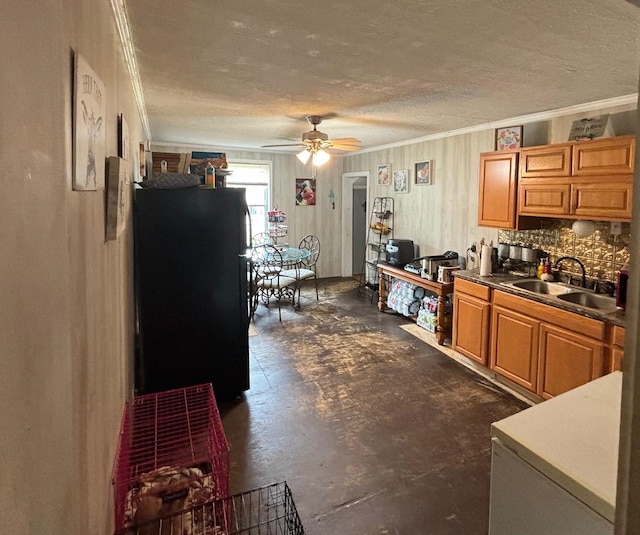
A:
478;150;518;229
611;347;624;373
519;179;571;216
538;323;604;399
571;178;632;221
490;305;539;392
520;143;572;178
453;291;490;366
572;135;635;176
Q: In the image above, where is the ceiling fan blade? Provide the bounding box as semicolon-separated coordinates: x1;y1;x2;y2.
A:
329;144;362;152
329;137;361;145
328;137;363;151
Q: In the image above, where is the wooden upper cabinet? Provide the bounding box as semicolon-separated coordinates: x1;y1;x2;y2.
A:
571;177;633;220
519;179;571;216
572;135;636;176
478;150;518;229
520;143;572;178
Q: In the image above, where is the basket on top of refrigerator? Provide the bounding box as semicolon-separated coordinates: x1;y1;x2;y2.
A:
112;384;230;533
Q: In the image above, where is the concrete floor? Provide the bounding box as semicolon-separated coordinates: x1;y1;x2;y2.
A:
218;278;528;535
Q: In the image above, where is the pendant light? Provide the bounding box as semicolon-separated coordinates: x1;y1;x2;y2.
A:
571;220;596;238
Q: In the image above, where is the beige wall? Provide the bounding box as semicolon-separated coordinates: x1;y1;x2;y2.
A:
1;1;141;533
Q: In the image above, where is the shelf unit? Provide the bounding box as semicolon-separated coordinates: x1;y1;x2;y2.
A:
267;208;288;244
358;197;394;299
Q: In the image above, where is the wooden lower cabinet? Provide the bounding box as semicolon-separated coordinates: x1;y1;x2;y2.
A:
537;323;604;400
452;288;491;365
487;290;606;399
490;305;539;391
607;324;625;372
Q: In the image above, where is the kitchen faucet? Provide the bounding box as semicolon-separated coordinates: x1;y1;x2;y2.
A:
553;256;587;288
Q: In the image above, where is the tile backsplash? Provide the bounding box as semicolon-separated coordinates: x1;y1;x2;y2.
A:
498;220;630;282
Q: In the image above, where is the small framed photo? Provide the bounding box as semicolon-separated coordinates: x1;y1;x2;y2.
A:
377;164;391;186
118;114;130;160
393;169;409;194
495;125;523;150
414;161;432;185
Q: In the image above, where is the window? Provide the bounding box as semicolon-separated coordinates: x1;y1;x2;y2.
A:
226;161;270;242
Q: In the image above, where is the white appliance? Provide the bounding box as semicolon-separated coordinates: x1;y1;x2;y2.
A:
489;372;622;535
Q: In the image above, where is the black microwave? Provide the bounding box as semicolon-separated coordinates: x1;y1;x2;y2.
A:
386;239;414;267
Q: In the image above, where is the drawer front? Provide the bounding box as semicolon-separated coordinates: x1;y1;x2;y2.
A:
520;144;572;177
454;278;491;300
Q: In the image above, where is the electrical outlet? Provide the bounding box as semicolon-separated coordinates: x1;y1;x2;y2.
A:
610;221;622;236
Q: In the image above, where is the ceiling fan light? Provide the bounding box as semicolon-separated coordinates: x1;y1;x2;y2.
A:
296;149;311;164
312;149;330;166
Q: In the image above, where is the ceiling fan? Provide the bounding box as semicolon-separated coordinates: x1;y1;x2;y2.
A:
262;115;362;166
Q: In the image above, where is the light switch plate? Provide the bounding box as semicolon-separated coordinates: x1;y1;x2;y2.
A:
610;221;622;236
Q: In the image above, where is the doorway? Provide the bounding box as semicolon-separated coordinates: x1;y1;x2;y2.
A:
352;179;367;276
341;171;370;278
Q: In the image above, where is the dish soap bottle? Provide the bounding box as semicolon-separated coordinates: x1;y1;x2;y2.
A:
540;259;554;282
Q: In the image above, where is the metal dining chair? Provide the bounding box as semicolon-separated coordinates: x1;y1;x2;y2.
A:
281;235;320;305
250;244;297;321
252;232;273;247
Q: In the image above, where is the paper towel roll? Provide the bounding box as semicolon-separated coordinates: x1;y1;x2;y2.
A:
480;244;493;276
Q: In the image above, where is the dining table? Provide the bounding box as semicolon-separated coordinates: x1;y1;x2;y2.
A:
247;245;311;318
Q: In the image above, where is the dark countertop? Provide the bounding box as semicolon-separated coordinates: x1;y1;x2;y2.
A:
454;269;626;328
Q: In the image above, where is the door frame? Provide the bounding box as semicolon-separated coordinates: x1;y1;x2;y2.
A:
341;171;369;277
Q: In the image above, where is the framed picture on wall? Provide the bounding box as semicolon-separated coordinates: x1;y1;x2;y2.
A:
73;53;106;190
495;125;523;150
377;164;391;186
106;156;129;241
118;114;130;160
414;161;433;185
295;178;316;205
393;169;409;194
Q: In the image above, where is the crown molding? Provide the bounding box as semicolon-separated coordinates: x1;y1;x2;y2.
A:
110;0;151;140
357;94;639;155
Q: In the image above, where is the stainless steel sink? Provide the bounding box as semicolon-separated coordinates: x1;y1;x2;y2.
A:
501;278;619;314
556;292;619;312
503;279;572;296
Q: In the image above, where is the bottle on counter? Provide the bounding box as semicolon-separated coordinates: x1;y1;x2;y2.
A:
205;163;215;188
536;259;545;279
540;258;554;282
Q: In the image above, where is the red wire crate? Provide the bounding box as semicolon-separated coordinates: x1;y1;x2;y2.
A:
113;384;230;532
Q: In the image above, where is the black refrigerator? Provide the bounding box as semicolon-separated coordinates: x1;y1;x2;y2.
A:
133;187;250;399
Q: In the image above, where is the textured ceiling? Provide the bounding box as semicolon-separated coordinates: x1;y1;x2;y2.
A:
125;0;640;153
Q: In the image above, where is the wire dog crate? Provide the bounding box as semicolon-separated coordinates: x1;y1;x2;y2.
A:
113;384;230;532
115;481;305;535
